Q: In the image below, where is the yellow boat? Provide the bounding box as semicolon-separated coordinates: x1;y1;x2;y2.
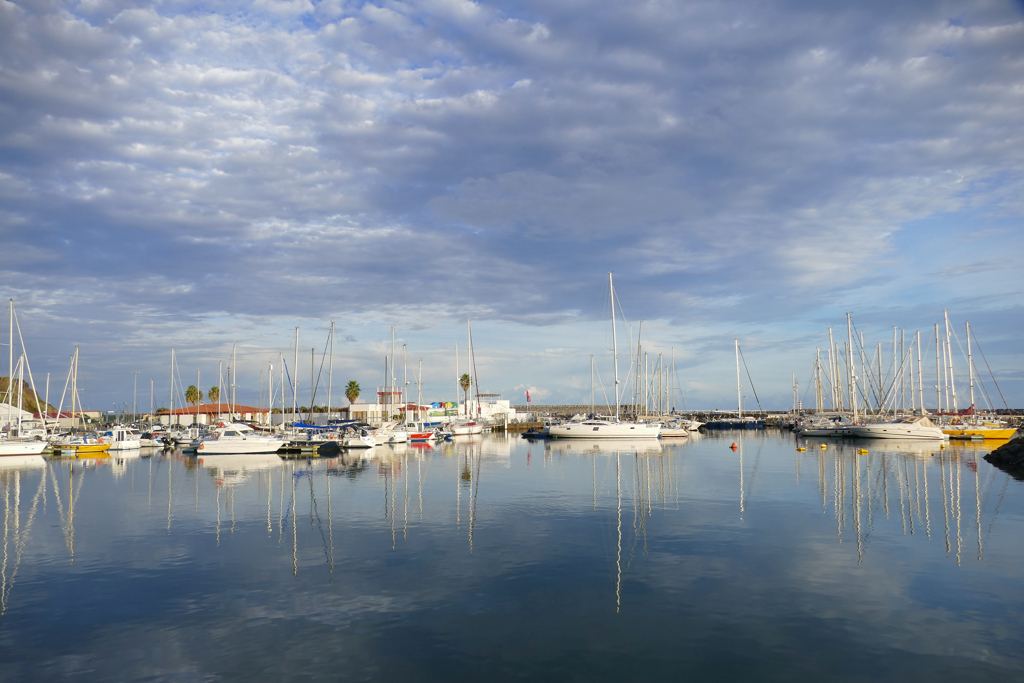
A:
56;435;112;456
941;422;1019;440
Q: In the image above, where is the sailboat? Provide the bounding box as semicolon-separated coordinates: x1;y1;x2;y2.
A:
549;274;660;440
1;299;48;457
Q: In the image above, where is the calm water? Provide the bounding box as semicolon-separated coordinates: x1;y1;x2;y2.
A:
1;432;1022;682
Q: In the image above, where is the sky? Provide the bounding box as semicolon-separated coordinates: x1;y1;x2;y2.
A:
2;0;1023;413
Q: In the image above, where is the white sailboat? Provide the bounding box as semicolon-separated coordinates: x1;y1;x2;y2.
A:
549;274;660;440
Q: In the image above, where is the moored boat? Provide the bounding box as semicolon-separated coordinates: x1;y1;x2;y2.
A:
848;416;946;441
196;423;286;455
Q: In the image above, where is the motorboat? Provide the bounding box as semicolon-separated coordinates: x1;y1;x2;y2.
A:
549;419;661;440
103;426;141;451
55;433;111;455
340;427;376;449
658;420;691;438
847;416;947;441
376;421;409;444
195;423;286;455
795;415;854;437
403;421;438;441
449;420;484;436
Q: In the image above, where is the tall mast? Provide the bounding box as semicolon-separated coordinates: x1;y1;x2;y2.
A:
390;326;396;422
455;343;459;417
916;330;925;415
635;322;643;418
293;327;298;423
609;272;619;421
590;354;595;417
268;360;273;427
847;313;858;424
73;347;80;430
934;323;941;411
231;343;237;421
169;348;175;427
735;339;742;418
6;299;11;431
944;310;957;412
403;343;408;424
966;321;975;413
328;321;334;420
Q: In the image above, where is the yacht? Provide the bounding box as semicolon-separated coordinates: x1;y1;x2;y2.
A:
848;416;947;441
104;426;141;451
195;423;286;455
549;419;661;440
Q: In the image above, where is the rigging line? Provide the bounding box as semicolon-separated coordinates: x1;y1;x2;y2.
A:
593;363;612;415
736;345;763;412
971;328;1009;410
307;327;333;416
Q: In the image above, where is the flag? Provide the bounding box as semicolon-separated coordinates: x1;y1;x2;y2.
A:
526;390;531;403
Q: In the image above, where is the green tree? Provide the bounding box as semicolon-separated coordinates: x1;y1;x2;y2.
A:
185;384;200;406
345;380;360;405
208;386;220;405
459;373;471;416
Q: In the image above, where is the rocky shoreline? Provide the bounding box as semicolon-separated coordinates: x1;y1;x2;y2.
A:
983;438;1024;481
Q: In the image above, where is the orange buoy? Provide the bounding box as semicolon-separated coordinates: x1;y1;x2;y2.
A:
730;442;738;450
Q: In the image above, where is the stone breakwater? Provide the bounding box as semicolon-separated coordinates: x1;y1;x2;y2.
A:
984;437;1024;481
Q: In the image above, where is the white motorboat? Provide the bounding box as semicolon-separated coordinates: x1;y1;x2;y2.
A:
549;419;661;440
104;426;141;451
848;416;947;441
341;428;376;449
376;421;409;444
658;420;691;438
449;420;483;436
196;423;286;454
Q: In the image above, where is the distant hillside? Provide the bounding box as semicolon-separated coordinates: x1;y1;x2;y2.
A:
0;377;56;415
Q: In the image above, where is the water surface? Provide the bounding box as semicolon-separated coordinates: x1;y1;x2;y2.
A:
1;432;1021;681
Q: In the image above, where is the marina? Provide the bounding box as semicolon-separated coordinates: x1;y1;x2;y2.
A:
0;431;1022;681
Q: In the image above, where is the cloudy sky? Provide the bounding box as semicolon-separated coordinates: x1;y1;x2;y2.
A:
2;0;1023;412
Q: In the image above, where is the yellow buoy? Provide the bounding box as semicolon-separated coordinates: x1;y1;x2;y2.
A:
796;447;806;452
820;444;827;449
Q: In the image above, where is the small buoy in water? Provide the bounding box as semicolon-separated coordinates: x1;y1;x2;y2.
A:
820;444;827;449
730;442;738;450
857;449;869;454
796;447;806;452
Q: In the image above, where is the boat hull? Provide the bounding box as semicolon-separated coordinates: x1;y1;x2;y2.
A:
848;425;946;440
549;422;661;439
941;427;1018;440
0;440;49;456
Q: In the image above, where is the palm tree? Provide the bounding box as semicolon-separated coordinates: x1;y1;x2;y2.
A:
208;386;220;405
345;380;360;405
185;384;200;406
459;373;471;417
